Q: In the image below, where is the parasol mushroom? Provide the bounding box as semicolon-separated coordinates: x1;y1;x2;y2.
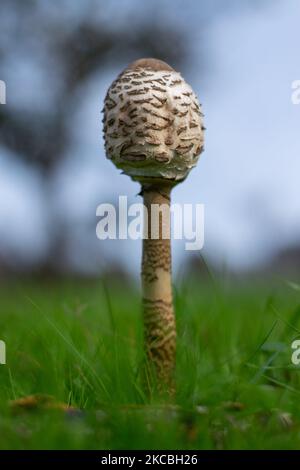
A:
103;58;205;392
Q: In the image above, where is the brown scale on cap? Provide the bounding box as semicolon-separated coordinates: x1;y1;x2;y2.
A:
127;58;174;72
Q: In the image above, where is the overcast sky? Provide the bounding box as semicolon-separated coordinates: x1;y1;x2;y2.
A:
1;0;299;275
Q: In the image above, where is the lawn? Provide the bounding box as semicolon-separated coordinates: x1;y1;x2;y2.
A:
0;273;300;449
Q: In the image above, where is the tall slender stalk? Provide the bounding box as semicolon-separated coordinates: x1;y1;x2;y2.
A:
141;184;176;392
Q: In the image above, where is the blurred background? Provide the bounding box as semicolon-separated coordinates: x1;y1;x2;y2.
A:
0;0;299;281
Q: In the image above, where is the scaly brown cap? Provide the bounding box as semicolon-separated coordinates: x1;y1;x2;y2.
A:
103;58;205;184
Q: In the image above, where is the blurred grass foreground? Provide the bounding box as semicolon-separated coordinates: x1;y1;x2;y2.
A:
1;274;300;450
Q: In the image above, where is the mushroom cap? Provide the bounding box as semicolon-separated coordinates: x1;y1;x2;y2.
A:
103;58;205;185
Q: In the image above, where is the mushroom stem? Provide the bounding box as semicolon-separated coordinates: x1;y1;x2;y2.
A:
141;184;176;393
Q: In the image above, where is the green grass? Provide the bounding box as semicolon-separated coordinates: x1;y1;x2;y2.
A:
1;274;300;449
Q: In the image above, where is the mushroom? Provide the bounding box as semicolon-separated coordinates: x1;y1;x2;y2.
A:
103;58;205;392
